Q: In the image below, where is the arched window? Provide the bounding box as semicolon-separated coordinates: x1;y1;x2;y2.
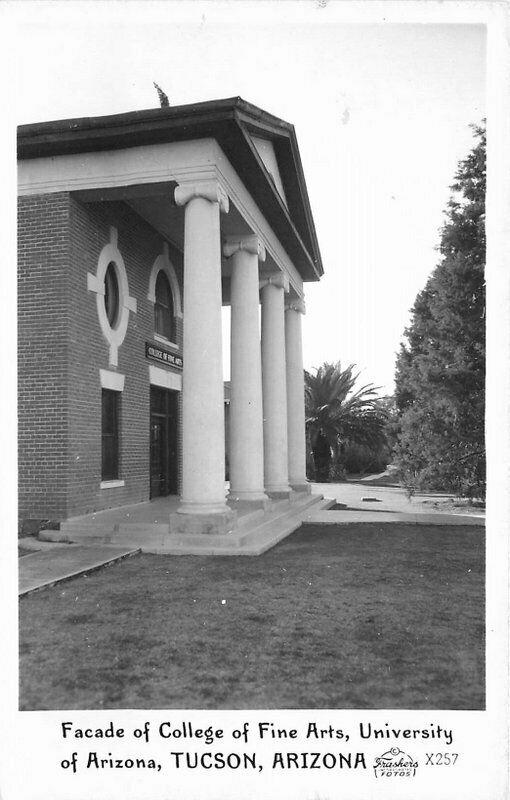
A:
104;262;120;328
154;270;174;341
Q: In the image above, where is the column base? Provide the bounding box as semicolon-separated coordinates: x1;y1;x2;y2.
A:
169;508;237;536
227;491;270;510
290;482;312;494
177;500;231;515
266;489;292;501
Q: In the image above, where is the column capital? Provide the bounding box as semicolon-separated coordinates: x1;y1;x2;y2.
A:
174;180;229;214
259;272;290;293
223;234;266;262
285;298;306;315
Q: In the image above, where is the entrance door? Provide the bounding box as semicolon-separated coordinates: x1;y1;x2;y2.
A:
150;387;178;498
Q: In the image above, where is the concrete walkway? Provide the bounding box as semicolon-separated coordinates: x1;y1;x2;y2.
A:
19;545;140;596
310;479;485;522
306;509;484;526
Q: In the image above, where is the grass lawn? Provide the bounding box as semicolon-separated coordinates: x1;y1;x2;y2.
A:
19;523;484;710
19;542;41;557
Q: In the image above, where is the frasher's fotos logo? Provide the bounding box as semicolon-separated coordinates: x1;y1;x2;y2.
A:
373;747;418;778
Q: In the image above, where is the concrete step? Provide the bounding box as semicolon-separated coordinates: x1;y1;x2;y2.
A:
143;492;329;555
39;528;113;544
37;492;330;555
41;519;170;544
117;522;169;536
233;507;267;531
236;494;328;550
40;515;119;543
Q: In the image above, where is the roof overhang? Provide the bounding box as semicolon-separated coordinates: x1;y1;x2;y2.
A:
17;97;323;282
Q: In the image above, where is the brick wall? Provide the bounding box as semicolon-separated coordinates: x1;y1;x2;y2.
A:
67;197;184;517
18;193;71;526
18;192;184;526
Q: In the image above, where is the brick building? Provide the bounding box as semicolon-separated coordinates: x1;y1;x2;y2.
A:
18;97;324;547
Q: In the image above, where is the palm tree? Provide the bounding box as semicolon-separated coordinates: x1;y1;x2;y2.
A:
305;362;388;481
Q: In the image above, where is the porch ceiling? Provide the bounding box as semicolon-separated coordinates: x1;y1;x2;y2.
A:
73;184;280;282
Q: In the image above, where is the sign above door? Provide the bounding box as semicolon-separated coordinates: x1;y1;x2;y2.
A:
145;342;183;370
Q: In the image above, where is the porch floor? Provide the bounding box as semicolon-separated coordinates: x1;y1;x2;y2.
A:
38;489;333;556
58;489;284;526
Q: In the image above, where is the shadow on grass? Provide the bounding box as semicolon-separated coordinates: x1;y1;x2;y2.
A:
329;503;398;513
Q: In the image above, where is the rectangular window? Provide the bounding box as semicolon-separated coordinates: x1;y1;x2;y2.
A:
101;389;120;480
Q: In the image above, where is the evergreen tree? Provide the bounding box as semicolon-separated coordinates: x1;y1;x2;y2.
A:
394;123;485;498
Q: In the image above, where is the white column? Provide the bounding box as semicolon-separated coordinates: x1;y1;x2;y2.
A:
174;179;229;514
260;274;290;494
224;235;268;503
285;299;308;491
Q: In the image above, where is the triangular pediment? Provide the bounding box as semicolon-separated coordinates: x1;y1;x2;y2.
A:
250;135;288;208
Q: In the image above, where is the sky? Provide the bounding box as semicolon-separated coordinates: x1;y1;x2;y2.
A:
12;3;486;394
